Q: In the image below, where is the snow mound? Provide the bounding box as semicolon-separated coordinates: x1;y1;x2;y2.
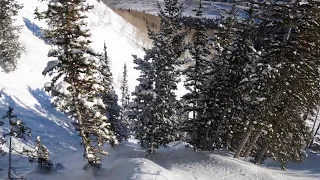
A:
102;158;177;180
167;141;192;150
150;147;289;180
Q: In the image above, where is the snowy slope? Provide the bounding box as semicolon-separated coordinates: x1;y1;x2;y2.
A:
0;0;144;177
23;139;320;180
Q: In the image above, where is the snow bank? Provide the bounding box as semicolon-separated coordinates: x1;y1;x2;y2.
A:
101;158;178;180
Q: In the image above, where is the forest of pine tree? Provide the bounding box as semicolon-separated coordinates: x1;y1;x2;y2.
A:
1;0;320;176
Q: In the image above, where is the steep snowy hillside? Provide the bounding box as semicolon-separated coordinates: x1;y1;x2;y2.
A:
0;0;144;177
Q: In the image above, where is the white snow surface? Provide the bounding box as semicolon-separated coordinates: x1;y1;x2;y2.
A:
0;0;319;179
12;140;320;180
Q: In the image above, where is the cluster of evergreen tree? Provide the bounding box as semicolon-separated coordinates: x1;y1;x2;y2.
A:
99;42;124;145
130;0;320;168
35;0;120;167
0;0;129;175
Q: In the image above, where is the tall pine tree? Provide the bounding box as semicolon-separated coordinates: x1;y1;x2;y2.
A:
120;63;130;108
132;0;186;158
195;5;243;151
37;0;116;167
28;136;53;170
0;0;23;73
181;0;212;151
99;42;122;144
2;107;31;179
120;63;130;139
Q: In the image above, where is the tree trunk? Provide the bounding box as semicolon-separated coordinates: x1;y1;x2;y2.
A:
8;133;12;180
254;139;269;164
234;125;253;158
243;127;262;158
211;117;224;151
307;108;319;148
204;122;210;150
149;111;157;159
192;108;197;151
309;121;320;148
192;61;199;152
72;86;91;164
311;109;319;134
149;126;154;160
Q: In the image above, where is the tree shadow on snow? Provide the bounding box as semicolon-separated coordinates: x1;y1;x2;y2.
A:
27;87;69;123
22;17;51;45
0;153;36;178
0;89;79;154
264;152;320;177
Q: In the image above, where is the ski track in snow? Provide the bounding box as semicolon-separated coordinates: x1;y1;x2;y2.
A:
0;0;320;179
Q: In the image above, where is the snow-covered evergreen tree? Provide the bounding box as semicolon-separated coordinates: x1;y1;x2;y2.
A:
132;0;186;157
105;88;122;144
36;0;116;167
218;1;320;166
28;136;53;170
181;0;212;151
120;63;130;108
120;63;130;139
195;5;245;151
250;0;320;165
99;42;123;143
0;0;24;73
131;53;156;153
2;107;31;179
150;0;186;153
173;99;190;142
